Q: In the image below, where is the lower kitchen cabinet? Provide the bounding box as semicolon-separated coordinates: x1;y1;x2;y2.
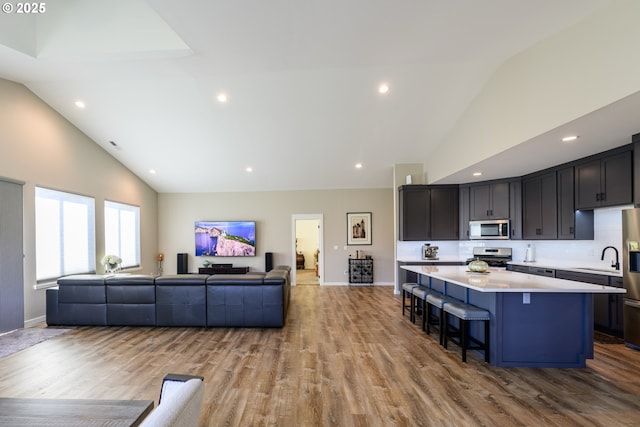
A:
609;276;624;335
555;270;623;337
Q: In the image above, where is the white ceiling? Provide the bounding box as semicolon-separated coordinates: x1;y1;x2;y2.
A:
0;0;626;193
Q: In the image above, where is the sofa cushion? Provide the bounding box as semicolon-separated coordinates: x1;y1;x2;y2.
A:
58;275;106;304
156;275;207;327
59;303;107;325
206;274;265;286
105;274;155;286
106;275;156;304
155;274;209;286
107;304;156;326
207;285;283;327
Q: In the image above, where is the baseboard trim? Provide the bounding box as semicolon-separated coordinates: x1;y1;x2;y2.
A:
25;315;46;328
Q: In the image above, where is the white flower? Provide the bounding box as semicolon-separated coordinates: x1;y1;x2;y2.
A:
101;254;122;267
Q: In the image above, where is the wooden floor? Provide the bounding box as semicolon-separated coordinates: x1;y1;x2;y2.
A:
1;286;640;426
296;268;320;285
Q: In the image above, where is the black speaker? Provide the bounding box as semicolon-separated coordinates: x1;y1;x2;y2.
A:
265;252;273;272
177;253;188;274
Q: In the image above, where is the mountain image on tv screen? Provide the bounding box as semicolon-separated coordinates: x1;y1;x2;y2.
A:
195;221;256;257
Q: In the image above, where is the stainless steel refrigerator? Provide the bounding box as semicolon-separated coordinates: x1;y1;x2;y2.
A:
622;208;640;349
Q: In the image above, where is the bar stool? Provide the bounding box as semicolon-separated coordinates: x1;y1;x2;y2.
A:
442;300;490;363
425;293;459;345
411;286;438;331
401;283;419;320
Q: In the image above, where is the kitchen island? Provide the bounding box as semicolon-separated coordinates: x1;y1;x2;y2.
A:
401;265;626;368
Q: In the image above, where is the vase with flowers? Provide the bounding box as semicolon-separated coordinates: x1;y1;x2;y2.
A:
101;254;122;274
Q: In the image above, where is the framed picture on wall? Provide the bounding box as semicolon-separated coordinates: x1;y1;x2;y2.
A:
347;212;372;245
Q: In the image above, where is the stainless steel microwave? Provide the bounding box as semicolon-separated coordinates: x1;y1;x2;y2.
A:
469;219;510;240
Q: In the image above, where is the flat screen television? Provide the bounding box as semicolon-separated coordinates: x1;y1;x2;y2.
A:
195;221;256;257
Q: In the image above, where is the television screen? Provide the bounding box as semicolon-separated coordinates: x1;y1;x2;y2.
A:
195;221;256;257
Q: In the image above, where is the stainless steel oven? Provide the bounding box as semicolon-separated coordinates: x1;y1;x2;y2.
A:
469;219;510;240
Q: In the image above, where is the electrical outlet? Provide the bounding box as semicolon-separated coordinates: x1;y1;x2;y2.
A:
523;293;531;304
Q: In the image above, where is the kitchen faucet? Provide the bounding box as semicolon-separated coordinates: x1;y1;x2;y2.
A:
601;246;620;270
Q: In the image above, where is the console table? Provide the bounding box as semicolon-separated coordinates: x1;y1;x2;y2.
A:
199;265;249;275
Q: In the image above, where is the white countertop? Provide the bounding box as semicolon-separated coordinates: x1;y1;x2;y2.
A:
401;265;626;294
508;261;623;278
396;256;466;263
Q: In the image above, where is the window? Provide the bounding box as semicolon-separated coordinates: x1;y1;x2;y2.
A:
35;187;96;282
105;200;140;269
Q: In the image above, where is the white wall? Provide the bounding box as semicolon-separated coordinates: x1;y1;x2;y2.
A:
158;188;395;285
426;1;640;183
0;77;158;325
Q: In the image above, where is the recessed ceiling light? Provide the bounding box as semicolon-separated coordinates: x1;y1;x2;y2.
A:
378;84;389;94
149;169;156;174
217;93;228;103
562;135;579;142
245;167;253;172
473;172;482;177
75;100;85;108
355;163;363;169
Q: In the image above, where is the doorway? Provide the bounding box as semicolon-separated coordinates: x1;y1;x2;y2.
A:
292;214;323;286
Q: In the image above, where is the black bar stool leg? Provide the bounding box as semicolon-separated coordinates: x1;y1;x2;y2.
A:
484;319;490;363
461;320;468;363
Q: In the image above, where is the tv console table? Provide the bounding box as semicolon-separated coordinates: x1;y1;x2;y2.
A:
199;265;250;275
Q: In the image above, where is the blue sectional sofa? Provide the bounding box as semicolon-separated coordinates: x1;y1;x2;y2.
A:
46;266;291;328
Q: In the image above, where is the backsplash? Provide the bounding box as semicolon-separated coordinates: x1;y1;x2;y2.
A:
397;205;633;269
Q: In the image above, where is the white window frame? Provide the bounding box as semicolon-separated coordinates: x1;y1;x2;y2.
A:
35;187;96;282
104;200;140;270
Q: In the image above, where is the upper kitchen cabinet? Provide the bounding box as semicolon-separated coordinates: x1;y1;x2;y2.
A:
522;171;557;239
557;166;575;239
430;186;459;240
398;185;459;241
459;185;470;240
469;181;510;220
575;149;632;209
557;166;594;240
509;180;522;240
399;185;429;241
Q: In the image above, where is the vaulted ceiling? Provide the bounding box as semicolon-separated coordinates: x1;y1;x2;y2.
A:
0;0;627;193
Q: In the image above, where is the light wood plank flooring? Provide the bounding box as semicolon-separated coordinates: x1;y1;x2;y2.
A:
296;268;319;285
1;286;640;426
